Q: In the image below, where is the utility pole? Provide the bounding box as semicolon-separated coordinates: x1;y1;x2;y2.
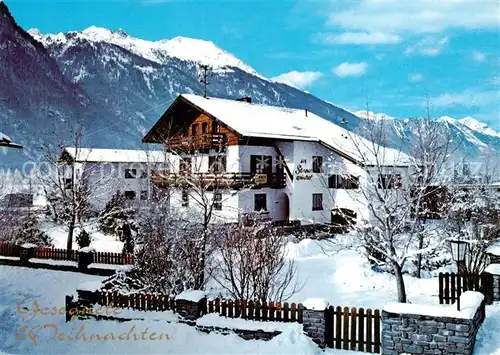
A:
199;64;211;98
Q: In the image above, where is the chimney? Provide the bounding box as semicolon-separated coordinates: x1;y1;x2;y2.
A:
305;109;308;117
236;97;252;103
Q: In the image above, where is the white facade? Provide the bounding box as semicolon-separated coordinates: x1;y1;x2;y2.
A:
167;140;410;226
60;148;169;210
145;93;413;227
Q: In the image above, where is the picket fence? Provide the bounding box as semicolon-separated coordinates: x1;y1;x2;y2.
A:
35;247;79;261
325;306;381;353
92;290;303;323
0;242;20;257
438;272;494;305
0;242;134;265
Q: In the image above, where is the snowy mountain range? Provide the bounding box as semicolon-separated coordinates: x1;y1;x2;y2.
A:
0;1;498;169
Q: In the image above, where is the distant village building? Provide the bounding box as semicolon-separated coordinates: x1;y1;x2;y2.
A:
142;94;412;227
58;148;169;210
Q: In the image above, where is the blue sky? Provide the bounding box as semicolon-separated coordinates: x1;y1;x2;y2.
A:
7;0;500;129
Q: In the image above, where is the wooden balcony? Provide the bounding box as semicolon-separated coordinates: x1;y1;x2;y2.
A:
152;171;286;190
166;133;226;152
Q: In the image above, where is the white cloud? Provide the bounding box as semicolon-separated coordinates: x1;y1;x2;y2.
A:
332;62;368;78
318;32;402;45
472;51;486;62
409;73;424;82
405;36;449;56
327;0;499;34
431;90;499;108
271;71;323;89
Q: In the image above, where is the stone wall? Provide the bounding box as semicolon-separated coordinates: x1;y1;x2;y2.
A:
382;293;485;355
302;309;326;348
493;274;500;301
196;325;281;341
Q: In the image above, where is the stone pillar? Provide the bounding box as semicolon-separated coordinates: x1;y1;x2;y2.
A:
19;243;37;265
174;290;207;325
484;265;500;302
302;298;328;348
78;247;95;270
382;292;486;355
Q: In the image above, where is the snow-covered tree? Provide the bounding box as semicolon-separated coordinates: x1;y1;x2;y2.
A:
444;183;500;278
322;110;458;303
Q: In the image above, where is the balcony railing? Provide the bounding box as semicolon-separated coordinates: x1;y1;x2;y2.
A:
166;133;226;151
151;171;286;190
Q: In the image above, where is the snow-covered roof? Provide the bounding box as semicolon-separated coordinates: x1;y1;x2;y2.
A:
0;131;22;149
181;94;411;166
62;147;168;164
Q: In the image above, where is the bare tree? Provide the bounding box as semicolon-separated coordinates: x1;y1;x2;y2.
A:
210;222;299;302
39;126;115;255
151;124;270;290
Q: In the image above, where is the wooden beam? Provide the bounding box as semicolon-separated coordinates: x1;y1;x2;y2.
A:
0;139;22;149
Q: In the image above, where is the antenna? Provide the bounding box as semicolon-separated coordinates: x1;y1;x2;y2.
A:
199;64;211;98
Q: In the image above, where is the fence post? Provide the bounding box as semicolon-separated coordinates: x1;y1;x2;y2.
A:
482;271;494;305
174;290;206;325
78;247;95;270
302;298;328;349
19;243;37;265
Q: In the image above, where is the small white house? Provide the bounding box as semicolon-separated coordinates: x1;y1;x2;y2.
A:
142;94;413;227
58;147;169;210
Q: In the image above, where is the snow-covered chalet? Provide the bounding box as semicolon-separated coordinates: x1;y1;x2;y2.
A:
58;147;169;209
142;94;411;227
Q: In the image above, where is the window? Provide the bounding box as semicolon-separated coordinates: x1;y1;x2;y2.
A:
212;121;220;133
378;174;402;189
250;155;272;174
125;169;137;179
64;178;72;189
209;156;227;173
140;191;148;200
312;156;323;173
124;191;136;200
214;192;222;210
180;158;192;174
312;193;323;211
140;169;147;179
181;188;189;207
254;194;267;212
202;122;208;135
191;123;199;136
328;175;360;189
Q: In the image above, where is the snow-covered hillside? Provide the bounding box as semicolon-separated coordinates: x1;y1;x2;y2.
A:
1;1;499;169
28;26;262;78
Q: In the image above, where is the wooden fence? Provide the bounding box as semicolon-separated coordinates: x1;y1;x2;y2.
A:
35;247;79;261
0;242;133;265
0;242;20;257
206;299;303;323
438;272;494;305
325;306;381;353
97;290;175;311
93;290;303;323
94;251;133;265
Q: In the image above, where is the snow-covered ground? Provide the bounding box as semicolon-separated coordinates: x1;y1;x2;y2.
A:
1;237;499;354
0;266;331;354
41;221;123;253
207;238;442;308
